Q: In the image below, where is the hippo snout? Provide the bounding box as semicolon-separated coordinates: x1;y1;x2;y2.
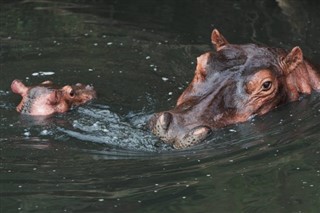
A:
149;112;212;149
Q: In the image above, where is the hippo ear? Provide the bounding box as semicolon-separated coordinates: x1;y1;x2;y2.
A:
282;46;303;74
47;91;61;105
11;79;28;95
195;52;210;81
211;29;229;51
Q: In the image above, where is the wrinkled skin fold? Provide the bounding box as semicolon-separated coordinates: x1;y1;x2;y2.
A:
149;29;320;149
11;80;96;116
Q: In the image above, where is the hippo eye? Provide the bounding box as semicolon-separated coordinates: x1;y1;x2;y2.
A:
262;81;272;91
69;90;75;97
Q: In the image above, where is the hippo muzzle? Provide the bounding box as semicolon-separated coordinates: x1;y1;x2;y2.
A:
149;111;212;149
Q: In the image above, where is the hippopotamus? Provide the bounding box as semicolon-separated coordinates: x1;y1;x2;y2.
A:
11;79;96;116
149;29;320;149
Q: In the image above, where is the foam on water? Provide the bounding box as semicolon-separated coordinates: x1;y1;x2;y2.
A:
59;105;165;152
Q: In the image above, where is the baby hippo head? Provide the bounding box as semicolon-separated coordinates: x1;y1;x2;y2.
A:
11;79;96;116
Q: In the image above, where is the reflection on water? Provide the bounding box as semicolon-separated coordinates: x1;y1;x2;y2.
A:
1;0;320;212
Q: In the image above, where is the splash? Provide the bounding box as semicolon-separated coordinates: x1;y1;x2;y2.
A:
59;105;166;152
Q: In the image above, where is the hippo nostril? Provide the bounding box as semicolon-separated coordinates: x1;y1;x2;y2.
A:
192;126;211;137
174;126;212;149
158;112;172;131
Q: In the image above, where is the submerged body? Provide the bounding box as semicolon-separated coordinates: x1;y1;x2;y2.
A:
11;80;96;116
149;29;320;149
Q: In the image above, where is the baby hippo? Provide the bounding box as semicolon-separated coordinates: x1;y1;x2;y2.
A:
11;79;96;116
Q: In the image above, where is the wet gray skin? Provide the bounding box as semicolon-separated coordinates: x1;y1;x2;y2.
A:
149;29;320;149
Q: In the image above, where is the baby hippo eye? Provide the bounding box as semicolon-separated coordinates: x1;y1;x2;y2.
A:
262;81;272;91
69;90;75;97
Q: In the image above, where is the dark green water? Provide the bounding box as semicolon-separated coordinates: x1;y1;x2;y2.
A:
1;0;320;212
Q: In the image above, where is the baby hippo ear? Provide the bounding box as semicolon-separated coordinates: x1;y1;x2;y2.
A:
47;90;61;105
282;46;303;75
11;79;28;96
211;29;229;51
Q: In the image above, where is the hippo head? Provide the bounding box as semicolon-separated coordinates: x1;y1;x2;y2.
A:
11;80;96;116
149;29;320;149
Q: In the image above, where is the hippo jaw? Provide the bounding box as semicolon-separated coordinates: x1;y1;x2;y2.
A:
149;29;319;149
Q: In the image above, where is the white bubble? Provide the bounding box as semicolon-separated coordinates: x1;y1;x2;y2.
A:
32;71;55;76
40;130;50;136
23;131;31;137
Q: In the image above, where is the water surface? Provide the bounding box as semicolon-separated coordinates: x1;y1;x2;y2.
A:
1;1;320;212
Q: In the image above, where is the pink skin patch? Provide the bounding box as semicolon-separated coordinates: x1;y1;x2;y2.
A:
11;79;96;116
